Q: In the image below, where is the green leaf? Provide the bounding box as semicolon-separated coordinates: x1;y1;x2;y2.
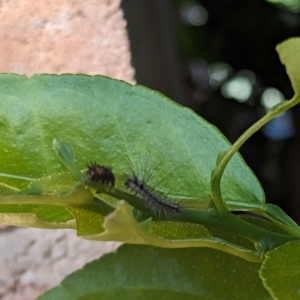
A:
52;139;84;181
261;204;300;236
87;200;213;246
38;244;270;300
0;209;75;229
20;172;77;195
259;240;300;300
0;185;93;229
0;74;268;249
0;74;264;211
0;204;73;223
276;37;300;95
82;201;261;262
68;204;106;236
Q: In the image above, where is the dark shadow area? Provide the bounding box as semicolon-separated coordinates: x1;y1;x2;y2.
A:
122;0;300;223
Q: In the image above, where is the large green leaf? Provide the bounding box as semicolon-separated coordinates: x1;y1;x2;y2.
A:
38;244;271;300
0;74;264;222
259;240;300;300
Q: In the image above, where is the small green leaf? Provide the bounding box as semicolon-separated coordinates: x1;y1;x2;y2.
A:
262;204;300;236
97;201;214;246
259;240;300;300
38;244;270;300
276;37;300;95
53;138;84;181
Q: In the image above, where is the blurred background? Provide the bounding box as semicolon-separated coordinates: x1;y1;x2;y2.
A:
0;1;130;299
121;0;300;222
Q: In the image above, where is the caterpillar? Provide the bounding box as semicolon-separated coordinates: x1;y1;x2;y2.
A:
86;146;216;221
121;145;201;220
124;175;183;219
86;161;115;187
85;157;184;219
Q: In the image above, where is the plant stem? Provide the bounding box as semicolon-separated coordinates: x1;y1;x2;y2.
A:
86;179;299;252
210;97;300;213
184;210;298;251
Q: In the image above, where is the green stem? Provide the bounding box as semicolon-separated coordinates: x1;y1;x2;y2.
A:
176;209;297;252
86;179;298;252
210;97;300;213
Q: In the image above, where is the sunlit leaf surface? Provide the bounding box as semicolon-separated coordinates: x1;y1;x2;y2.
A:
0;74;264;232
39;244;271;300
260;240;300;300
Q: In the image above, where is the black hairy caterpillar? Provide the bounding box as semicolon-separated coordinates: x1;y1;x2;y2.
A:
86;145;226;220
122;144;209;220
125;175;182;218
86;161;115;187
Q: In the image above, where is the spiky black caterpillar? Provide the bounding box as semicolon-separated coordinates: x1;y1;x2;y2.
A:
86;161;115;187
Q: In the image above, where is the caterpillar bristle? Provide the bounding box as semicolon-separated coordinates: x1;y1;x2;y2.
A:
86;161;115;187
124;175;183;218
